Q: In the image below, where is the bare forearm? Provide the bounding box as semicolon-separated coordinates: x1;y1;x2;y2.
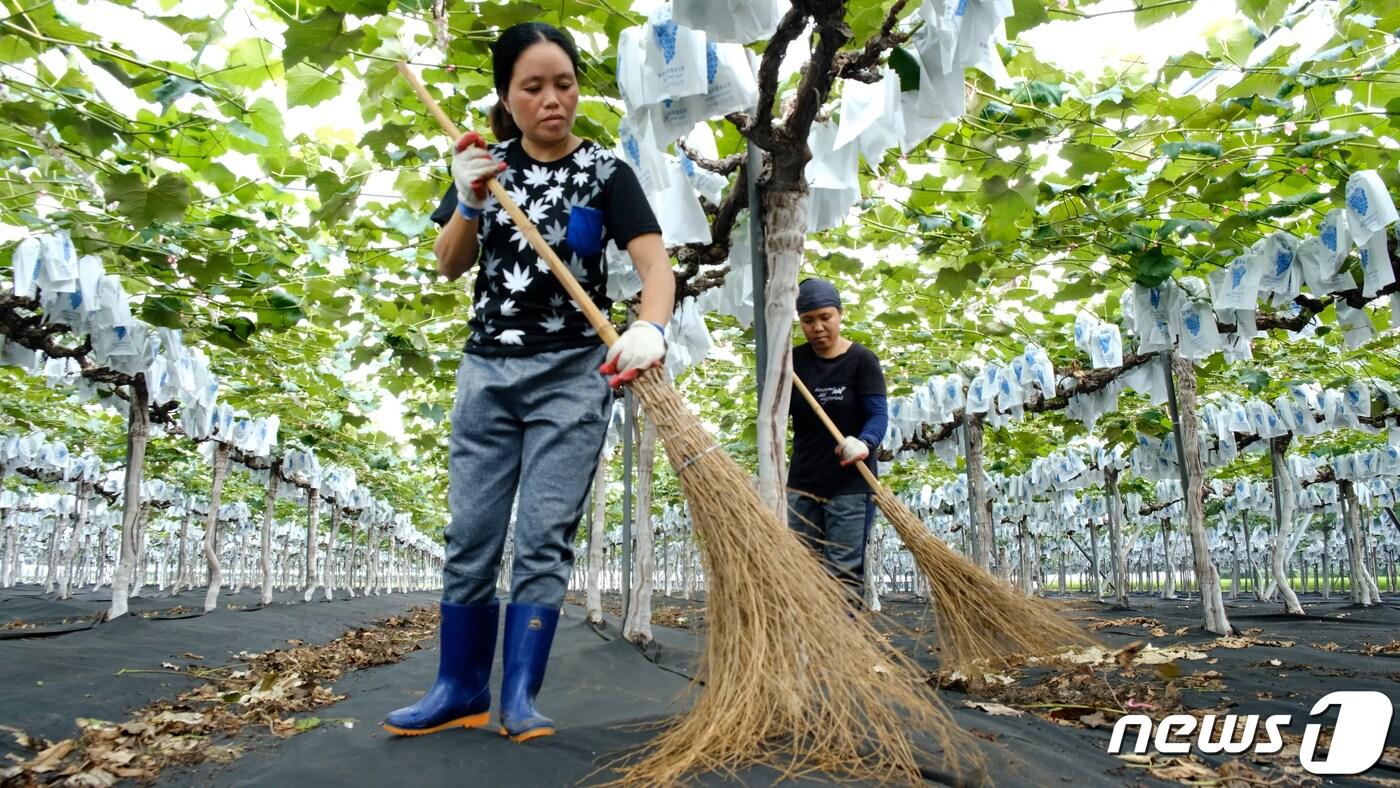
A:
434;211;479;280
627;233;675;326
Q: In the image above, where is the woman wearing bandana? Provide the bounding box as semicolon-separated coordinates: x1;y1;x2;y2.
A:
382;22;673;742
786;278;888;608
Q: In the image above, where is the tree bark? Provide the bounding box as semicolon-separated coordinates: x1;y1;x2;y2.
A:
1229;532;1240;601
865;521;884;611
323;503;342;601
1160;523;1176;599
1;510;13;588
130;502;152;597
45;506;64;594
1339;481;1377;606
624;417;657;645
965;414;994;570
1167;352;1231;634
1267;436;1305;614
171;508;191;596
1015;518;1032;595
201;441;232;613
108;378;150;621
1057;541;1066;594
1088;521;1102;598
755;188;805;520
586;444;608;625
260;462;280;605
303;489;321;602
1106;469;1129;607
58;482;89;599
1321;525;1332;599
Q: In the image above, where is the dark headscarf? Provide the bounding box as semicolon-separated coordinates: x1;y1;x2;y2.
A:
795;278;841;314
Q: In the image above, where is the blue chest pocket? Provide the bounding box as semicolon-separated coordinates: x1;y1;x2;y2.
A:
567;205;605;257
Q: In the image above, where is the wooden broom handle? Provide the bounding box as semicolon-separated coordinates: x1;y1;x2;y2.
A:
396;62;620;346
792;374;882;492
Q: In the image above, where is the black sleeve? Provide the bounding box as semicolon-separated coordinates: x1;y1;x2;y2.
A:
856;346;886;397
604;160;662;248
431;183;456;227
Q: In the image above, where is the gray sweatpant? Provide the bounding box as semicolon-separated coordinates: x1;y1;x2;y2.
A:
786;490;875;607
442;344;611;607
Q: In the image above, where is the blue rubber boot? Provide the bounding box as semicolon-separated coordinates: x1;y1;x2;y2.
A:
498;602;560;742
382;601;498;736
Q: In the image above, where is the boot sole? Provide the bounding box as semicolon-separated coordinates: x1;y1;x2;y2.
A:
500;725;555;743
381;712;490;736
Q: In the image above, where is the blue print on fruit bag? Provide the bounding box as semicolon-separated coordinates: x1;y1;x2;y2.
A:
1348;184;1369;216
1231;263;1246;289
1097;331;1113;357
654;19;677;64
1184;310;1201;336
679;155;695;178
622;133;641;166
1321;219;1338;251
1274;249;1291;275
705;42;719;84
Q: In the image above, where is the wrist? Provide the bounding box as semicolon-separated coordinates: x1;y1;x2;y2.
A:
456;201;481;221
642;320;666;337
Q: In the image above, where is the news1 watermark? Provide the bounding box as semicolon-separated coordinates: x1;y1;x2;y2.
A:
1108;691;1394;775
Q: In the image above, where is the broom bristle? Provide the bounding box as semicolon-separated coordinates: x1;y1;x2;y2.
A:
873;488;1099;672
615;371;984;786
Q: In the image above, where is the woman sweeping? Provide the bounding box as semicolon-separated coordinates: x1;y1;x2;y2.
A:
383;21;674;741
787;278;888;609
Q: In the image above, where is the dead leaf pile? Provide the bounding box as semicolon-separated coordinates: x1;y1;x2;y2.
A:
1362;640;1400;657
1;606;438;787
1213;635;1296;649
1084;616;1163;633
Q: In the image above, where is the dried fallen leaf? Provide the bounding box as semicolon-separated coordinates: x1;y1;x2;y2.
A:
1154;757;1218;781
1173;627;1189;636
66;767;117;787
25;739;74;773
179;653;205;660
1154;663;1183;680
1137;644;1208;664
1115;641;1146;668
118;721;151;736
961;701;1023;717
148;711;204;726
1078;711;1111;729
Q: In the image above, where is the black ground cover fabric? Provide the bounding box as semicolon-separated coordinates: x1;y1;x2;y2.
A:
0;586;440;755
2;585;1397;785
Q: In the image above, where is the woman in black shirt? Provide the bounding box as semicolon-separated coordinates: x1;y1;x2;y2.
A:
383;22;674;742
787;278;888;608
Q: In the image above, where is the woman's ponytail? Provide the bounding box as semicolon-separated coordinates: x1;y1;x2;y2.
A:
489;101;521;142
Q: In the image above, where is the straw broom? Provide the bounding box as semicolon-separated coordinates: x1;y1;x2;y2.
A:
792;376;1097;672
397;64;982;786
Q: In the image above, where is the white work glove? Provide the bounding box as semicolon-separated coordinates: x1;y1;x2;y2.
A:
451;132;505;214
600;321;667;388
836;436;869;466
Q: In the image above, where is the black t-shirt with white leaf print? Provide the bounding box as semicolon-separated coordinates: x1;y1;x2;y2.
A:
431;138;661;356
